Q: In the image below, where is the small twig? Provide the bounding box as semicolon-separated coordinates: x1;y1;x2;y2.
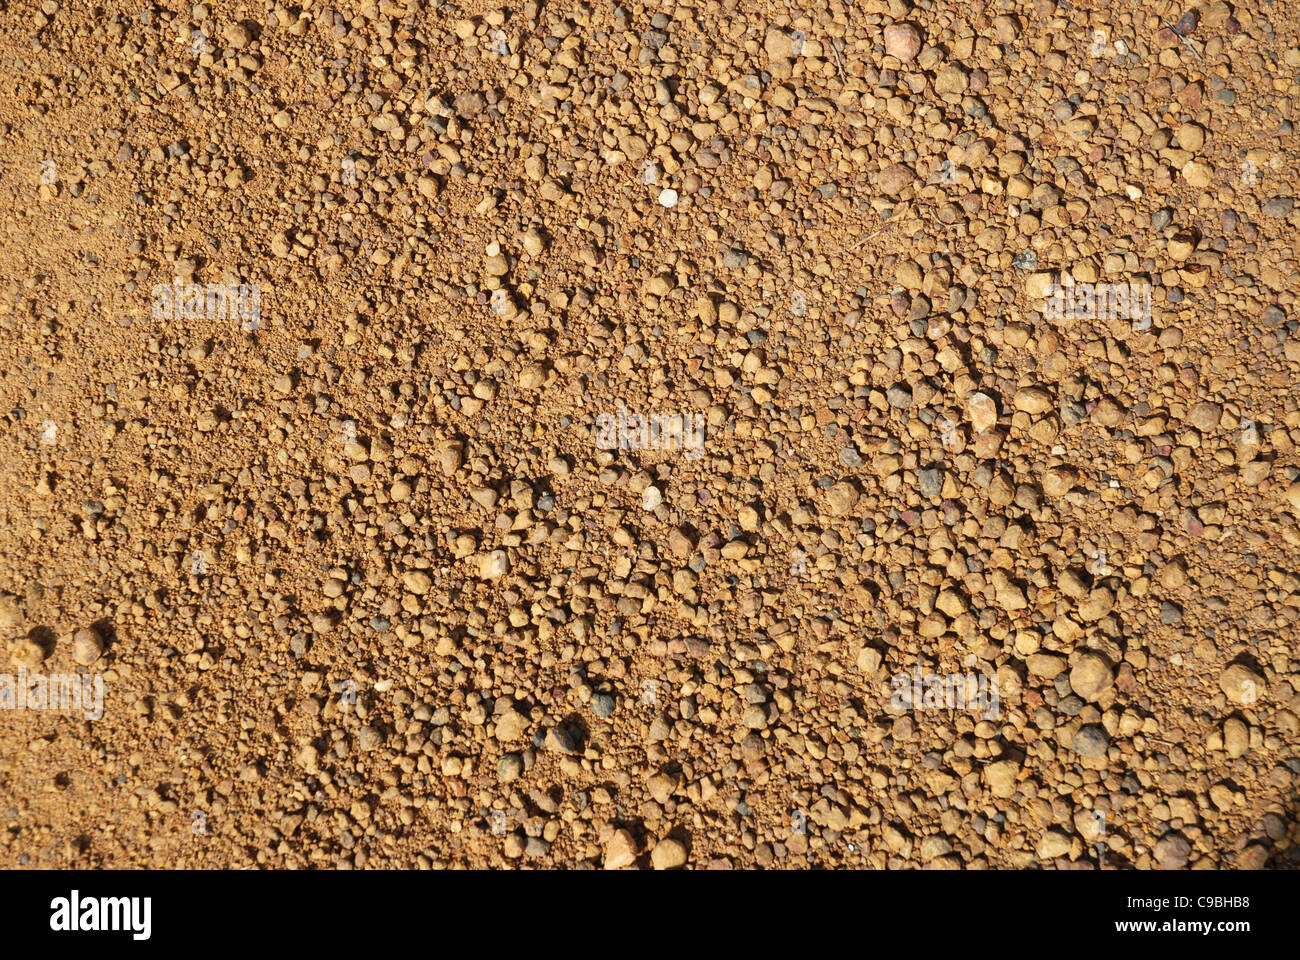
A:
1165;23;1203;61
855;202;912;247
830;37;846;82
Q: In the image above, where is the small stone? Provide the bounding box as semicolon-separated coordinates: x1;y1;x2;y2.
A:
497;753;524;781
878;163;914;196
967;392;998;433
358;725;383;751
1263;197;1293;217
1154;833;1192;869
470;486;499;509
1176;122;1205;152
1037;830;1072;859
658;188;678;207
646;771;678;803
591;692;617;718
1025;272;1055;300
886;383;912;407
478;550;509;580
1078;587;1115;621
10;636;45;669
437;441;464;475
524;837;550;859
519;364;545;389
985;759;1020;798
1172;11;1198;36
403;570;432;595
1223;718;1248;758
453;91;485;118
1012;387;1052;415
1072;724;1109;759
722;248;748;269
1069;653;1114;701
71;627;104;666
503;833;525;859
763;28;794;61
650;837;687;870
545;725;579;754
1219;663;1265;705
604;829;638;869
934;64;969;97
224;22;250;47
1167;232;1196;261
494;710;527;742
856;646;882;674
883;23;922;63
642;486;662;511
1188;402;1221;431
826;481;858;516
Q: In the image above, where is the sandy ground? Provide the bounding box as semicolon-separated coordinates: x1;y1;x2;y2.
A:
0;0;1298;869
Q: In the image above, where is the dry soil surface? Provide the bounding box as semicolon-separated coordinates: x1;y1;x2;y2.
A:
0;0;1299;870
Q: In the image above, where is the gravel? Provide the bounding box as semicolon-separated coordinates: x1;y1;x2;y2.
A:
1;0;1297;874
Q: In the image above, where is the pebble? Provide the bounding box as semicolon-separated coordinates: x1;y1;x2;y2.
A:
544;725;579;755
603;829;637;869
1219;664;1265;705
477;550;509;580
984;759;1020;799
1072;725;1109;759
839;446;864;468
886;384;912;408
497;754;524;782
71;627;104;666
878;163;914;196
650;837;687;870
883;23;922;63
826;481;858;516
1154;833;1192;869
1069;654;1114;701
966;393;998;433
402;570;432;595
1222;719;1248;759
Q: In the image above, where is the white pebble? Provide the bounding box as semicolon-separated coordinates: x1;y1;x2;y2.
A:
658;189;678;208
642;486;662;511
478;549;509;580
